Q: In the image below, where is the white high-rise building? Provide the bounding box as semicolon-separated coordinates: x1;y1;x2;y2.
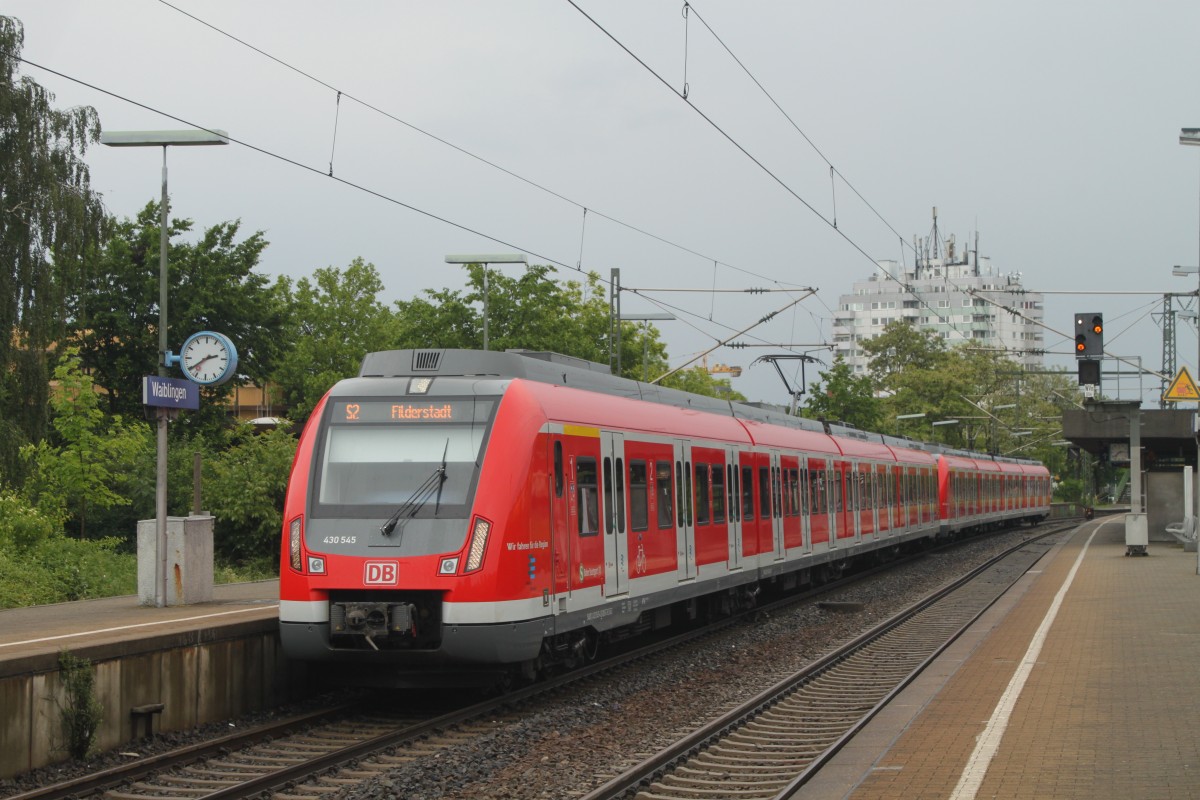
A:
832;219;1044;374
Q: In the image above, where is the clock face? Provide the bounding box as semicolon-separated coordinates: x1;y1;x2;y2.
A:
181;332;236;386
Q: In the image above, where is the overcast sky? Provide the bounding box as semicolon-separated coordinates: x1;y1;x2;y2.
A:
8;1;1200;408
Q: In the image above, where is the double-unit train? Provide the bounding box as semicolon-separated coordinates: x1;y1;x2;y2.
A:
279;349;1050;685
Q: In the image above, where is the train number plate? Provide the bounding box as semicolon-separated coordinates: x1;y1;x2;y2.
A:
364;561;399;585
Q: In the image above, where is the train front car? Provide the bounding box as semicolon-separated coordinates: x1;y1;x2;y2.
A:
279;350;551;686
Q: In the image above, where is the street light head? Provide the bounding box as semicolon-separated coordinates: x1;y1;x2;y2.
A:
1181;128;1200;147
444;253;527;265
101;129;229;147
1173;266;1199;276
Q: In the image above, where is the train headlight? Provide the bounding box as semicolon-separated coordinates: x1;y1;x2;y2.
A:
307;556;326;574
438;557;459;575
289;516;303;571
464;517;492;573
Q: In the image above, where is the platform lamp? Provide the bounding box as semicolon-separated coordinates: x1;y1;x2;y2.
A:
102;128;229;608
895;412;925;437
931;418;960;443
444;254;528;351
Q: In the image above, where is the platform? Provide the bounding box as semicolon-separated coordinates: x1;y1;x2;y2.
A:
0;580;286;778
0;580;280;677
801;517;1200;800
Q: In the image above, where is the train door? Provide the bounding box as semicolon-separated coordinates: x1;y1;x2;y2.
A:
738;451;759;559
808;457;830;549
769;450;785;560
549;437;571;610
601;431;628;597
674;440;696;581
834;461;855;545
726;446;743;570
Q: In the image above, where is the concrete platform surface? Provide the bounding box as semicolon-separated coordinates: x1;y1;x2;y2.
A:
801;517;1200;800
0;580;279;677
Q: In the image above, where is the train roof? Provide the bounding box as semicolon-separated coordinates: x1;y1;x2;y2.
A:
355;349;1042;468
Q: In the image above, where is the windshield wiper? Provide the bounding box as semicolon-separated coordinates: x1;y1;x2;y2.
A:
380;439;450;537
433;438;449;517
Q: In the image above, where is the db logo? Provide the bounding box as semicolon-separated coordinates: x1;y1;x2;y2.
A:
364;561;399;585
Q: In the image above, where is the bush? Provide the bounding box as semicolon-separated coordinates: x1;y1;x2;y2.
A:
58;651;103;760
204;425;297;568
0;491;136;607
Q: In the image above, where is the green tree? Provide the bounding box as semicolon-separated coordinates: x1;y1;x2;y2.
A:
19;349;151;537
0;17;109;482
394;264;741;399
271;257;397;422
71;204;285;437
801;357;881;430
861;320;947;385
202;426;297;569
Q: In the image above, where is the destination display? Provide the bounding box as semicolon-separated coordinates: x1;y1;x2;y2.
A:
331;400;477;424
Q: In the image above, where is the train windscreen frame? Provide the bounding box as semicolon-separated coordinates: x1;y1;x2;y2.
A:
310;397;498;518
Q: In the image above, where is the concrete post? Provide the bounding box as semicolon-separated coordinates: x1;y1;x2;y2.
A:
137;515;214;605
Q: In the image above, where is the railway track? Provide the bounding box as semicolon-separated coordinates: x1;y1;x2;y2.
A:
9;522;1073;800
578;522;1074;800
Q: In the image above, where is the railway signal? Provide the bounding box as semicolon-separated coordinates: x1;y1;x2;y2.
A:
1074;312;1103;358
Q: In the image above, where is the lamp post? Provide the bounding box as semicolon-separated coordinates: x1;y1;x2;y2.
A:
101;128;228;608
895;412;926;437
1172;266;1200;382
619;312;675;380
444;254;528;350
989;403;1016;453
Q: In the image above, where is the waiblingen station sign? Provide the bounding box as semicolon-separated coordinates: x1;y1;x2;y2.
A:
142;375;199;410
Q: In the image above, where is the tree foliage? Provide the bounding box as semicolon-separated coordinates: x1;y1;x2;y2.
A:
70;203;284;437
801;357;881;431
19;349;151;537
0;17;109;481
271;257;396;422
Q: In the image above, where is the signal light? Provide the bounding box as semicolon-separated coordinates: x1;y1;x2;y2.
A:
1074;312;1103;358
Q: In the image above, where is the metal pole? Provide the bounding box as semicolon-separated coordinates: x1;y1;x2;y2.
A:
156;146;169;608
482;263;489;351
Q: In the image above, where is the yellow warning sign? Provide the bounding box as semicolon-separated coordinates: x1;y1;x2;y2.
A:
1163;366;1200;402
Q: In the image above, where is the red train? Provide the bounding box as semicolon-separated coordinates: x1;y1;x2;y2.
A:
279;349;1050;685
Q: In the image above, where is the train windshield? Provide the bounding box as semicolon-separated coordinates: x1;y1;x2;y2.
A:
313;397;497;517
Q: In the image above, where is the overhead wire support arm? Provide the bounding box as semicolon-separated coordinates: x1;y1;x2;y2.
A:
650;289;816;385
751;352;825;415
626;286;814;293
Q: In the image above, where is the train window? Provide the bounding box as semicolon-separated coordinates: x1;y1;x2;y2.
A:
694;464;711;526
685;461;694;527
790;469;801;517
741;465;754;520
833;470;843;513
603;456;614;535
799;467;809;515
728;464;738;522
712;465;726;524
576;457;599;536
773;466;783;519
676;461;684;527
554;441;564;498
629;460;647;532
616;457;626;533
656;461;674;530
759;466;771;520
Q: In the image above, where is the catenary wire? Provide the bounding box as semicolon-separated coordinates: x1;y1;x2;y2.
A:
10;52;824;375
151;0;807;291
